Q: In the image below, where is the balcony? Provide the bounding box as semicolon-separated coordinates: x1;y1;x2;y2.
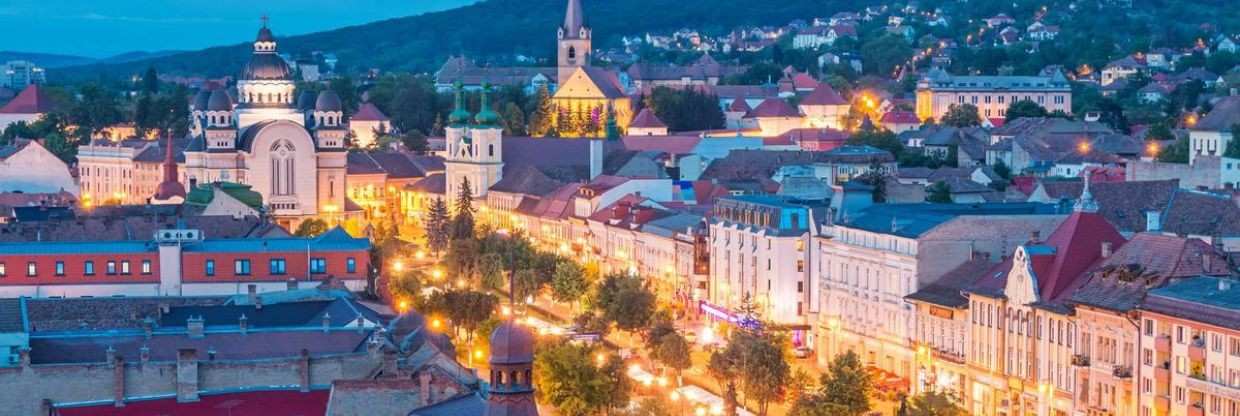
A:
1072;354;1090;367
1154;363;1171;385
1112;365;1133;378
1155;335;1172;353
1153;395;1170;412
1184;373;1240;401
1189;338;1206;361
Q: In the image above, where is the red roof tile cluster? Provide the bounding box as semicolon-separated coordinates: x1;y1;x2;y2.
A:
629;108;667;129
746;98;801;118
0;84;55;114
727;98;752;112
351;102;389;121
1031;211;1127;301
800;83;847;106
880;111;920;124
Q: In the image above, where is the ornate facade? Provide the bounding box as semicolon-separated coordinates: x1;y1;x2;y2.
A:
183;24;350;229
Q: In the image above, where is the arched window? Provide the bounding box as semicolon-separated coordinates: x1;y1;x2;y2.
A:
270;140;295;196
495;371;503;385
488;144;494;157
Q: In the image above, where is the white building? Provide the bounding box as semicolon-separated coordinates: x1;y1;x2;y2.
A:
915;69;1072;122
1189;96;1239;165
1;60;44;89
0;139;77;195
708;195;820;343
815;203;1064;381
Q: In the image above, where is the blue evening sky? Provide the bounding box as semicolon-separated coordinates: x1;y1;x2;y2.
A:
0;0;477;57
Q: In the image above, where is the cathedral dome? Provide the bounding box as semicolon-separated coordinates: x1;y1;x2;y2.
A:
207;89;233;111
242;54;292;81
296;90;317;111
315;90;343;112
256;26;276;43
191;89;211;111
488;320;535;365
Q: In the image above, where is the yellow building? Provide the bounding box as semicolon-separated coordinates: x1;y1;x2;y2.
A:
550;67;631;137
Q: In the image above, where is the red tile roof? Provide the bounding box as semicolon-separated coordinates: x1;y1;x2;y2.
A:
55;390;329;416
1034;211;1127;301
792;72;819;90
727;98;752;112
629;108;667;129
746;98;800;118
800;83;847;106
351;102;388;121
880;111;919;124
0;84;54;114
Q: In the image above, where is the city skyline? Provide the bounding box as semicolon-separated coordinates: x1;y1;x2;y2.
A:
0;0;475;57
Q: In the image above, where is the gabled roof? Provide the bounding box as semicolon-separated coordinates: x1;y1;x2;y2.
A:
0;84;54;114
800;83;847;106
1194;96;1240;131
746;98;800;118
1030;211;1127;301
629;108;667;129
351;102;389;121
1068;233;1232;312
490;164;564;197
881;111;920;124
727;97;752;112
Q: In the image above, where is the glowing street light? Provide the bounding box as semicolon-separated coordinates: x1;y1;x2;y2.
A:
432;269;444;280
431;318;443;330
415;250;426;260
392;260;404;272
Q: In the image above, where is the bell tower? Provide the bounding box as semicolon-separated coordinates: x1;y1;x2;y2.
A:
444;82;505;199
556;0;591;84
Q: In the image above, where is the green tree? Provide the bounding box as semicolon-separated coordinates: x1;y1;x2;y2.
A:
551;260;589;306
819;351;873;416
739;332;790;416
594;273;656;332
528;84;555;137
649;86;725;132
401;130;429;153
425;197;451;255
1158;136;1191;163
905;390;967;416
708;344;743;416
41;132;76;163
478;252;505;289
142;66;159;94
451;177;476;240
927;181;953;203
534;343;628;416
846;129;903;157
860;35;913;76
387;270;423;303
1225;124;1240;159
941;104;980;128
69;84;124;141
1144;123;1174;142
328;76;359;113
294;218;329;237
443;289;497;342
445;238;480;285
1005;99;1048;122
502;102;527;136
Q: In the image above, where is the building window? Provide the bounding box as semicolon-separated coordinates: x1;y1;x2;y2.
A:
796;260;805;272
206;260;215;276
270;258;287;275
84;261;94;276
27;262;36;277
346;257;356;273
54;261;65;276
0;262;5;277
121;261;131;275
107;261;117;275
310;258;327;274
234;259;251;276
142;260;151;275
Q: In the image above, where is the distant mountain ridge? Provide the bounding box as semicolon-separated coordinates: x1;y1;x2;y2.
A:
50;0;874;82
1;50;184;69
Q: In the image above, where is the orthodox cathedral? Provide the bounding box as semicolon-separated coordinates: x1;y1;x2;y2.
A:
183;24;350;229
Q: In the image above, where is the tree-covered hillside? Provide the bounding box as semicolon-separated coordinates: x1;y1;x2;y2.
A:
50;0;877;82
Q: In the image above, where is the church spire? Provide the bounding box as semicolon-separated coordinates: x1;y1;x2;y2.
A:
1074;173;1099;213
474;83;501;127
563;0;585;38
152;132;186;202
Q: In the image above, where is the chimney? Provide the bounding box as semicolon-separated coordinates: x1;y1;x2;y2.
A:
381;349;399;378
419;372;433;406
1030;230;1041;244
287;278;298;291
140;346;150;366
298;349;311;393
187;316;204;339
1204;253;1212;274
322;312;332;332
1101;241;1113;258
112;356;126;408
239;314;248;335
176;349;200;403
1145;211;1161;233
247;284;258;305
106;346;117;366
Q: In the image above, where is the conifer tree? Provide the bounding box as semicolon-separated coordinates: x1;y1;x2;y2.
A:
451;178;476;240
425;197;451;255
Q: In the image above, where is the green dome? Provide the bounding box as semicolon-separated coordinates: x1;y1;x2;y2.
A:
474;84;501;126
448;81;472;126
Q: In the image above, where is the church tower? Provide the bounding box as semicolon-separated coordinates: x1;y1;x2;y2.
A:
557;0;591;84
234;20;302;129
444;82;505;199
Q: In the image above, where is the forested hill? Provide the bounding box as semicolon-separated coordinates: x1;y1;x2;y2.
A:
49;0;875;83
